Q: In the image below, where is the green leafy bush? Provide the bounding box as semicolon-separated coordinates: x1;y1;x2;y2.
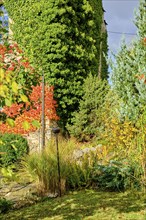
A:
19;137;143;193
0;198;13;214
0;165;18;183
0;133;29;167
92;160;140;191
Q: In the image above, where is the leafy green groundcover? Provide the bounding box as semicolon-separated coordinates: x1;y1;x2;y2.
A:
0;189;145;220
0;133;29;167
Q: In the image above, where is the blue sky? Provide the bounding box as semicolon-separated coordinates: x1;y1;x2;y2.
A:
102;0;139;54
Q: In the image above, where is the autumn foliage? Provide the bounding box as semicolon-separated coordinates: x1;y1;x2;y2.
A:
0;84;59;134
0;43;39;107
0;43;32;71
0;43;59;134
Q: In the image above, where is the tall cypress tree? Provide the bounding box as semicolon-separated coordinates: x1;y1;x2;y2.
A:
4;0;108;128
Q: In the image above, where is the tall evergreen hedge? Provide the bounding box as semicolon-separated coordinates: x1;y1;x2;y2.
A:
4;0;108;128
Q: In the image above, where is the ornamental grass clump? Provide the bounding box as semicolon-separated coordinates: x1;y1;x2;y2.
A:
19;138;80;195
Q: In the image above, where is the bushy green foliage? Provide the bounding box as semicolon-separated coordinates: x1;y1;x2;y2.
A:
109;0;146;121
92;160;140;191
95;89;145;190
67;151;141;191
0;133;29;167
4;0;108;128
104;1;146;190
68;75;109;141
0;198;12;214
0;164;18;183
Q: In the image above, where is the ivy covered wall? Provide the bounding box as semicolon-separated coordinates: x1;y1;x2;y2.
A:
4;0;108;128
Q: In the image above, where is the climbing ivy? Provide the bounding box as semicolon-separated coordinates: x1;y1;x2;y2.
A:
4;0;108;128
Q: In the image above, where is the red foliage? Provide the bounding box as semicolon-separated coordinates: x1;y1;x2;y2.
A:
0;85;59;134
0;43;34;74
0;43;59;134
1;103;23;118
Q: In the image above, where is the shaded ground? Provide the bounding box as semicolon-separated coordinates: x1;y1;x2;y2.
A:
0;189;145;220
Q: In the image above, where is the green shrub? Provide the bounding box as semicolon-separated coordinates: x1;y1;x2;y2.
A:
0;165;18;183
19;137;142;193
0;133;29;167
72;157;141;191
91;160;140;191
0;198;13;214
67;75;109;141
